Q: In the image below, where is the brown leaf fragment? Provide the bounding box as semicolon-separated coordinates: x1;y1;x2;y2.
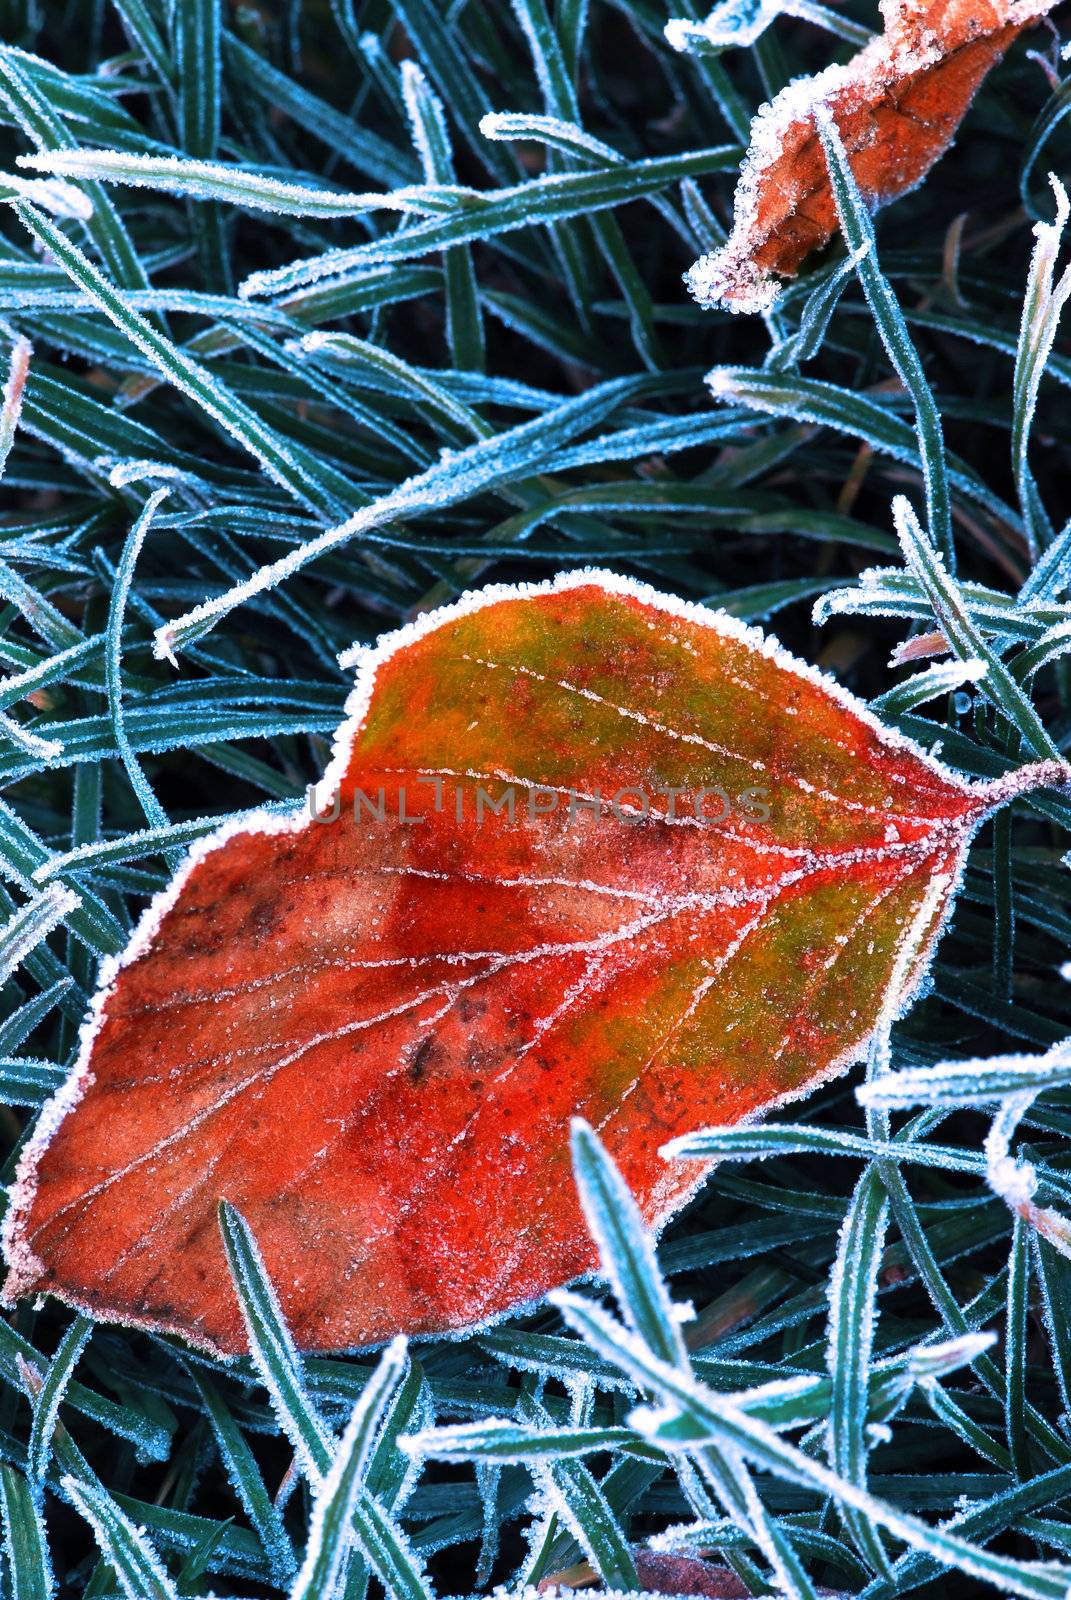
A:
686;0;1058;313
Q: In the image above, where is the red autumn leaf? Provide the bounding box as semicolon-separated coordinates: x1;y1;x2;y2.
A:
686;0;1058;314
538;1549;760;1597
3;571;1065;1355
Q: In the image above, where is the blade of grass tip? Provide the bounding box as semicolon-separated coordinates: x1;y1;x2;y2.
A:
0;335;30;477
765;246;868;372
705;368;1014;531
13;202;341;521
29;1312;93;1484
0;172;95;217
472;1459;500;1588
480;111;624;167
295;331;485;442
390;0;518;183
291;1337;415;1600
0;1464;53;1600
103;488;177;858
569;1119;687;1370
362;1354;428;1515
1013;174;1071;558
827;1168;893;1579
217;1200;333;1484
61;1474;178;1600
664;2;777;52
858;1039;1071;1108
19;149;416;218
485;128;596;351
173;1520;234;1593
815;105;953;570
0;884;80;989
32;805;294;880
662;9;751;141
400;61;484;372
0;706;64;762
871;658;987;716
184;1366;297;1584
892;494;1061;759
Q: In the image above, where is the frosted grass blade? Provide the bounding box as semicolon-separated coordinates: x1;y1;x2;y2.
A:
480;111;624;165
28;1313;92;1483
0;1465;53;1600
402;62;484;371
291;1337;415;1600
104;489;172;839
14;202;342;518
1013;177;1071;557
858;1040;1071;1107
826;1169;891;1577
0;885;80;989
570;1119;687;1369
0;47;154;306
0;335;31;479
20;149;427;218
892;495;1059;759
871;658;986;715
62;1475;178;1600
217;1200;333;1484
706;368;1012;528
555;1292;1071;1599
816;109;952;566
152;376;640;655
187;1366;296;1583
237;147;739;299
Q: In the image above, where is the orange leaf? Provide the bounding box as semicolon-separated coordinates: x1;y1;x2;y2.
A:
686;0;1058;314
3;572;1066;1354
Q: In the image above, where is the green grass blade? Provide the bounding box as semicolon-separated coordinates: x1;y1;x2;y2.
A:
816;108;952;567
217;1199;333;1483
0;1464;53;1600
62;1475;178;1600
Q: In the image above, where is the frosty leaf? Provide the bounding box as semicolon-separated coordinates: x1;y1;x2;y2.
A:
686;0;1059;314
4;570;1069;1355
